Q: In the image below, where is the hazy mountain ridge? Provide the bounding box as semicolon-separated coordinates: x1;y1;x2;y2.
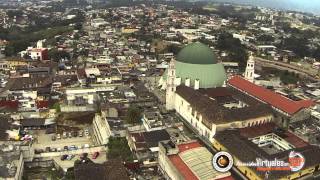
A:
211;0;320;14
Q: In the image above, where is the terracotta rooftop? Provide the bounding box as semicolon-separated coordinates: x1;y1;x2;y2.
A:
228;76;316;115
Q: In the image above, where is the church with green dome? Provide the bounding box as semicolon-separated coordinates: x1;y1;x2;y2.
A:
159;42;227;89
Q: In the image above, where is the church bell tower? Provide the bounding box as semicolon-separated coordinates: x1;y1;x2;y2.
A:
166;59;176;110
245;53;255;83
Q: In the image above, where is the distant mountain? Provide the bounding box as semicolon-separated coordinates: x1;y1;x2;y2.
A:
211;0;320;15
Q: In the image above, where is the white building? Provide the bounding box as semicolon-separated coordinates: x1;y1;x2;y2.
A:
244;54;255;83
92;113;112;145
65;88;96;105
142;111;165;132
163;43;274;143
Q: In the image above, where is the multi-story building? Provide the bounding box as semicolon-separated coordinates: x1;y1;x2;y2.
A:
92;113;112;145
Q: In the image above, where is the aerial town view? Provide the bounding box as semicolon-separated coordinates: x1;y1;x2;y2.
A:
0;0;320;180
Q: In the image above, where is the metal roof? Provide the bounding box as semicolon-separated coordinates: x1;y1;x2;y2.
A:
180;147;223;180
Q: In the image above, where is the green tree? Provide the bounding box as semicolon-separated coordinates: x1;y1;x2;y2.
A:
48;48;70;61
281;37;310;58
125;106;142;124
257;34;275;43
51;102;61;112
280;71;298;84
217;32;248;71
107;137;134;161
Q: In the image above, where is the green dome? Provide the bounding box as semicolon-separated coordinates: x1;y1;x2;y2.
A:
176;42;218;64
161;42;227;89
175;61;227;88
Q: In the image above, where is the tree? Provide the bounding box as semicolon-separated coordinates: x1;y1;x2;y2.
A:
107;137;134;161
48;48;70;61
51;102;61;112
281;37;310;58
313;47;320;60
257;34;274;43
280;71;298;85
216;32;248;71
165;44;182;55
125;106;142;124
74;23;83;31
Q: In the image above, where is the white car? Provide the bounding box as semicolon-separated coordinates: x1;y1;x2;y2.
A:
83;144;89;148
84;129;90;136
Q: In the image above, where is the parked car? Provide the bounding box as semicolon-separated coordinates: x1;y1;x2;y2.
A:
67;154;75;160
51;136;56;141
64;146;68;151
62;132;67;139
45;147;50;152
79;130;83;137
35;149;44;154
56;134;61;139
50;148;57;152
73;131;78;137
69;145;77;151
68;132;72;138
84;129;89;136
61;154;68;161
80;153;88;159
92;152;100;159
83;144;90;148
57;148;62;152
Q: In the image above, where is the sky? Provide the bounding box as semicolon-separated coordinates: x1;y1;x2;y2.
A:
211;0;320;14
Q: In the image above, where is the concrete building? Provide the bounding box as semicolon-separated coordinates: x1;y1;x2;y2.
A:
142;110;165;132
0;143;24;180
92;113;112;145
213;126;320;180
244;54;255;83
65;88;96;105
158;140;232;180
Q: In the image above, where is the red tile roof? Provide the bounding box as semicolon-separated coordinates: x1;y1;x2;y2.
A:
240;123;276;138
168;142;202;180
283;131;309;148
36;100;49;109
0;100;19;110
228;76;315;115
168;155;198;180
168;141;233;180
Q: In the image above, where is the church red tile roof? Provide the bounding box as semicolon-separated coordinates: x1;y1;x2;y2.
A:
228;76;315;115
